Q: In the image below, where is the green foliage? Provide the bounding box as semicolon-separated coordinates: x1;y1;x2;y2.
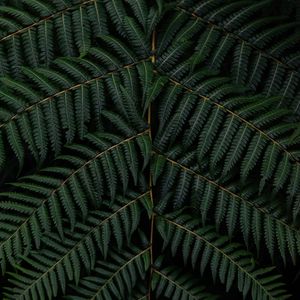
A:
157;212;290;299
0;0;299;299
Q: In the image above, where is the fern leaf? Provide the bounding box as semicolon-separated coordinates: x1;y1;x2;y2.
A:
0;131;150;272
74;85;90;139
142;75;167;116
196;107;224;163
103;0;126;36
0;7;35;25
156;155;300;263
55;12;75;57
99;35;136;64
124;16;150;57
157;11;188;54
57;91;76;144
72;6;91;57
126;0;148;30
65;246;150;300
21;67;57;94
152;262;220;299
37;20;54;67
240;133;267;182
2;192;151;298
43;100;62;155
0;1;300;298
86;0;108;37
23;0;54;16
5;122;24;173
157;213;290;300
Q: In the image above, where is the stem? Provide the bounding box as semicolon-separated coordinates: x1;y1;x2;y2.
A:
148;29;156;299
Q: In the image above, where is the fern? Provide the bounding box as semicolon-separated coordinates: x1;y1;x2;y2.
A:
2;194;151;299
0;1;99;76
152;257;220;299
154;72;300;218
63;245;150;300
177;0;300;112
156;212;291;299
0;130;150;274
152;154;300;263
0;0;300;299
0;55;152;170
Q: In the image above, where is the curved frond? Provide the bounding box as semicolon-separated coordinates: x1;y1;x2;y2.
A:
64;246;150;300
2;192;151;299
157;0;300;112
0;130;150;274
152;153;300;264
156;212;290;300
152;258;220;299
0;0;97;75
154;73;300;216
0;57;151;172
0;1;299;299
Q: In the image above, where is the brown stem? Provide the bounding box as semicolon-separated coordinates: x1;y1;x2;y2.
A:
148;29;156;300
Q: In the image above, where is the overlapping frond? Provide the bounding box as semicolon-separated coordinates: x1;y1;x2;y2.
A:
2;193;151;299
152;257;220;299
0;0;299;299
152;153;300;264
156;212;291;300
158;0;300;113
154;70;300;219
0;54;154;172
0;0;103;76
0;130;150;274
0;0;163;77
63;246;150;300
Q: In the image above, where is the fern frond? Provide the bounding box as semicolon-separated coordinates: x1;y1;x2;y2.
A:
156;212;291;299
154;74;300;215
86;0;108;37
159;1;300;112
0;130;150;274
177;1;299;71
123;16;150;57
152;258;220;299
103;0;126;36
37;19;54;66
0;56;151;171
126;0;148;31
98;35;136;64
0;1;299;298
72;6;91;57
152;154;300;263
2;192;151;298
157;11;189;55
0;0;99;75
0;6;35;25
63;246;150;300
54;11;75;57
